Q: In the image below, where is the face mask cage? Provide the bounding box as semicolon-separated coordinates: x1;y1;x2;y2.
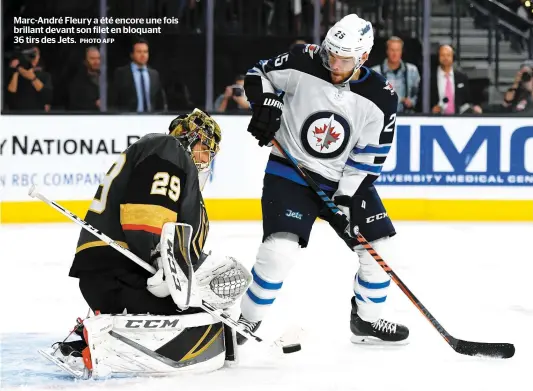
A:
170;110;221;173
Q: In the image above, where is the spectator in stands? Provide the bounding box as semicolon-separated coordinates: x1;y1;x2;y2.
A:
214;74;250;113
290;39;307;50
430;45;482;114
110;38;166;113
5;45;53;112
68;46;101;112
483;64;533;113
371;36;420;113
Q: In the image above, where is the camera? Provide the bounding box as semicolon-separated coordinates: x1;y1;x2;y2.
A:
232;85;244;97
7;46;37;70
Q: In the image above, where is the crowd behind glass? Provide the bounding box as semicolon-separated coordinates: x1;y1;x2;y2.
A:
3;0;533;115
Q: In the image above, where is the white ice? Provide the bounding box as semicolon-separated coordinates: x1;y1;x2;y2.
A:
1;221;532;391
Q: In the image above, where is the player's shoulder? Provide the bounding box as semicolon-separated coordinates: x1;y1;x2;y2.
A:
349;67;398;113
290;44;324;68
130;133;193;169
133;133;182;152
265;43;326;78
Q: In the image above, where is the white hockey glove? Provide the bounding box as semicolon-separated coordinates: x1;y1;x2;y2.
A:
146;243;171;298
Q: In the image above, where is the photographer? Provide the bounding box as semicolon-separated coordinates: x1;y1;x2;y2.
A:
483;65;533;113
214;75;249;113
6;45;53;112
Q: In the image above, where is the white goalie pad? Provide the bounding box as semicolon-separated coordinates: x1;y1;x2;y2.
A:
56;312;226;379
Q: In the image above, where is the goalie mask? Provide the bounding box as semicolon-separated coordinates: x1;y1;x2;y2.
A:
169;108;222;189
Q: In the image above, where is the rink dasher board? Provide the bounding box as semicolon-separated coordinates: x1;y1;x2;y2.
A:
0;115;531;222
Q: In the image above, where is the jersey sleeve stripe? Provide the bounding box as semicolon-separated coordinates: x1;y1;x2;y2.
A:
76;240;129;254
120;203;177;234
345;160;383;175
352;143;392;155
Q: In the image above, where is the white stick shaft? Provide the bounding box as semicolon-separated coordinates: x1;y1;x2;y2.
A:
28;185;156;274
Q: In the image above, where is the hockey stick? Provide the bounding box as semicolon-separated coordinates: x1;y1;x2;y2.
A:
28;185;299;354
270;139;515;359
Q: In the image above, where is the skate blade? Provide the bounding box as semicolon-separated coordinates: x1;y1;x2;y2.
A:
350;334;410;346
38;348;91;379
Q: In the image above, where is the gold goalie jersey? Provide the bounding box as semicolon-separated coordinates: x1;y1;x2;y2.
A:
69;133;209;278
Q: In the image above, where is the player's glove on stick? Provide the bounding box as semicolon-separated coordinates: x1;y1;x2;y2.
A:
329;194;366;248
248;93;284;147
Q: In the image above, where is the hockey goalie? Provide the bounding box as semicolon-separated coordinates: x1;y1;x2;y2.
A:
39;109;252;379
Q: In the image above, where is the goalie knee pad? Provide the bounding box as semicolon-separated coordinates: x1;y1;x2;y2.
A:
353;237;392;322
241;232;300;322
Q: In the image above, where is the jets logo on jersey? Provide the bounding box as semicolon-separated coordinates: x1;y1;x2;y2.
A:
384;81;396;95
303;44;320;59
300;111;351;158
313;119;341;151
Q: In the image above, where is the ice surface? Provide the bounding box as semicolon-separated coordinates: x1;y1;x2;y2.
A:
1;221;531;391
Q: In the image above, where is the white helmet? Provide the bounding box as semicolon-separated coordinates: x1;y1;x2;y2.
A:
320;14;374;76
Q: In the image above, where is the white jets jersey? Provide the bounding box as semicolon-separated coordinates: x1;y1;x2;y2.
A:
245;44;398;198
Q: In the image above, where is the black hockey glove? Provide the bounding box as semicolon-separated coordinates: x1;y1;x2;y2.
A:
248;93;284;147
329;194;367;248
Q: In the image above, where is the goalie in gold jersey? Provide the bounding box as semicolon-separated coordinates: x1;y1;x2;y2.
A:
40;109;248;379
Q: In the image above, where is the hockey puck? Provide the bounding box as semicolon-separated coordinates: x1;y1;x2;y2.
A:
282;344;301;354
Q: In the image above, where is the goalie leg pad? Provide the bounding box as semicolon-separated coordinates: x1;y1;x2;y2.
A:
240;232;300;323
353;237;392;322
82;312;226;378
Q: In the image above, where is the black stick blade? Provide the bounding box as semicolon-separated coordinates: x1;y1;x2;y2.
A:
455;340;515;359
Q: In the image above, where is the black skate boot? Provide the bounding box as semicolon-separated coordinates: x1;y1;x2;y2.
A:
236;314;262;345
38;318;91;379
350;297;409;344
55;339;87;358
53;317;88;357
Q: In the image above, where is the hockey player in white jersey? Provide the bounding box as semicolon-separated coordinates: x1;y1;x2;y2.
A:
238;14;409;345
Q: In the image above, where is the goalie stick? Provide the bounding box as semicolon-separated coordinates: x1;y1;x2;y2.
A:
270;139;515;359
28;185;300;355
